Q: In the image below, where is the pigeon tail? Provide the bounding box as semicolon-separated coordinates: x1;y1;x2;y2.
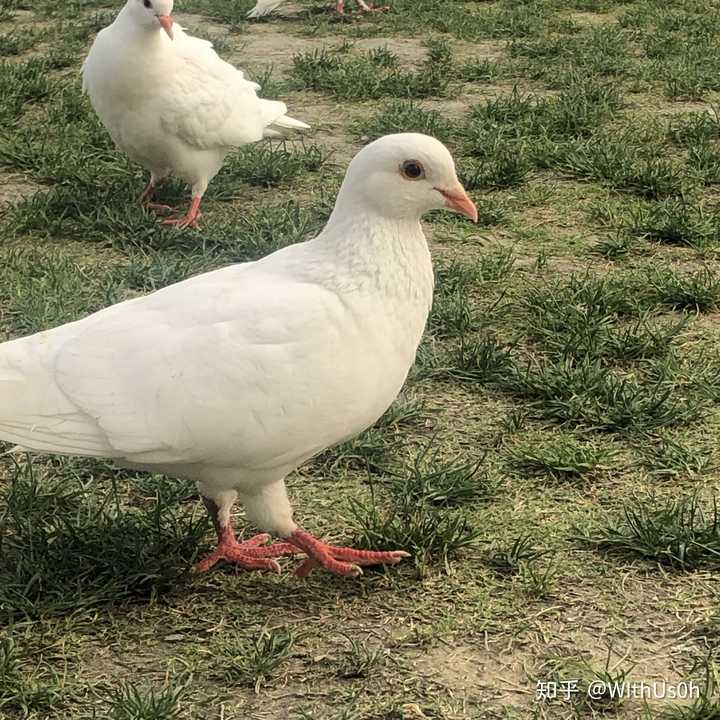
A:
265;113;311;137
258;98;310;137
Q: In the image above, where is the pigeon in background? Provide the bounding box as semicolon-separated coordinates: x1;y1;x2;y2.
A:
0;133;477;578
82;0;309;229
248;0;387;18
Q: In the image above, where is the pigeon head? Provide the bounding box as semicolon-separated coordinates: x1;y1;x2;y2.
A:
339;133;477;223
126;0;174;39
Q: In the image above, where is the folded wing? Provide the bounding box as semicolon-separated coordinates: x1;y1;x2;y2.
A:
160;24;307;150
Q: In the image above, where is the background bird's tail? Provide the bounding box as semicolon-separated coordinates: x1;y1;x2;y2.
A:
259;98;310;138
265;114;311;137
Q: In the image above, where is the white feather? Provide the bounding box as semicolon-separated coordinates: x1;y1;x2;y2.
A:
247;0;289;17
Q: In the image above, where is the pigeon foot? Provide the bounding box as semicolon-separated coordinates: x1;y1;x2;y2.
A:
139;181;174;215
162;197;203;230
193;530;301;574
288;527;410;578
145;202;175;215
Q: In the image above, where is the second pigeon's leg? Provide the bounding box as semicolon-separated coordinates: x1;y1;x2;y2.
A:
335;0;344;11
193;495;302;574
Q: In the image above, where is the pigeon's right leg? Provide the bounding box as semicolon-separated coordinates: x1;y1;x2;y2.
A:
193;493;302;574
163;196;203;230
335;0;345;11
139;174;174;214
242;480;409;578
163;176;209;229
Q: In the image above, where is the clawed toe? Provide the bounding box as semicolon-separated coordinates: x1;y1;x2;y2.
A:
288;528;410;578
162;214;202;230
144;202;175;215
193;532;302;574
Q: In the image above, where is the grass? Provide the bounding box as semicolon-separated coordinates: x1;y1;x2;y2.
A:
334;637;386;679
290;37;455;100
1;0;720;718
506;435;612;480
105;681;189;720
578;494;720;570
485;533;546;576
354;100;455;143
214;630;295;690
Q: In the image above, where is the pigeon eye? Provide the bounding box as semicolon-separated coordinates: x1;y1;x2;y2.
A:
143;0;152;7
400;160;425;181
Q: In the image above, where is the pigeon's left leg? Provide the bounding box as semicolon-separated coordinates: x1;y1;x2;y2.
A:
242;480;410;578
139;174;173;214
193;492;301;574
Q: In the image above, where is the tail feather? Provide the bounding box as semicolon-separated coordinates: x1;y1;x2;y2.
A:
258;98;310;138
269;114;311;132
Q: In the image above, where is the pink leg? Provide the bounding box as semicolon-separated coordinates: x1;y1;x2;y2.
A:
139;180;173;214
162;196;203;230
193;498;302;574
336;0;345;11
287;527;410;578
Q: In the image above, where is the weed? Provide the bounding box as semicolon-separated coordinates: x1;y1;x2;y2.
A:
519;559;559;599
619;198;720;248
215;630;295;690
486;534;546;575
578;494;720;569
355;100;455;143
637;435;713;477
335;637;385;679
349;493;479;570
389;445;494;507
0;460;207;621
106;679;188;720
645;268;720;312
669;109;720;146
216;140;329;190
507;436;611;480
291;38;455;100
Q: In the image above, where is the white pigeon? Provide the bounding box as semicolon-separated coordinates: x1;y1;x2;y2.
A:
0;134;477;578
248;0;387;17
82;0;310;229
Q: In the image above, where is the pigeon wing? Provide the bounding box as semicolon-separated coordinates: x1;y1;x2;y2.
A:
0;266;348;468
159;26;290;149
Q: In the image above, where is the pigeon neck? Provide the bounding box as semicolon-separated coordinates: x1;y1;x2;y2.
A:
316;204;432;301
117;5;165;45
324;192;425;240
322;206;425;255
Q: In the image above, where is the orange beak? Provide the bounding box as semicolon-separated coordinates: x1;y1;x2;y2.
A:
437;185;478;223
158;14;174;40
